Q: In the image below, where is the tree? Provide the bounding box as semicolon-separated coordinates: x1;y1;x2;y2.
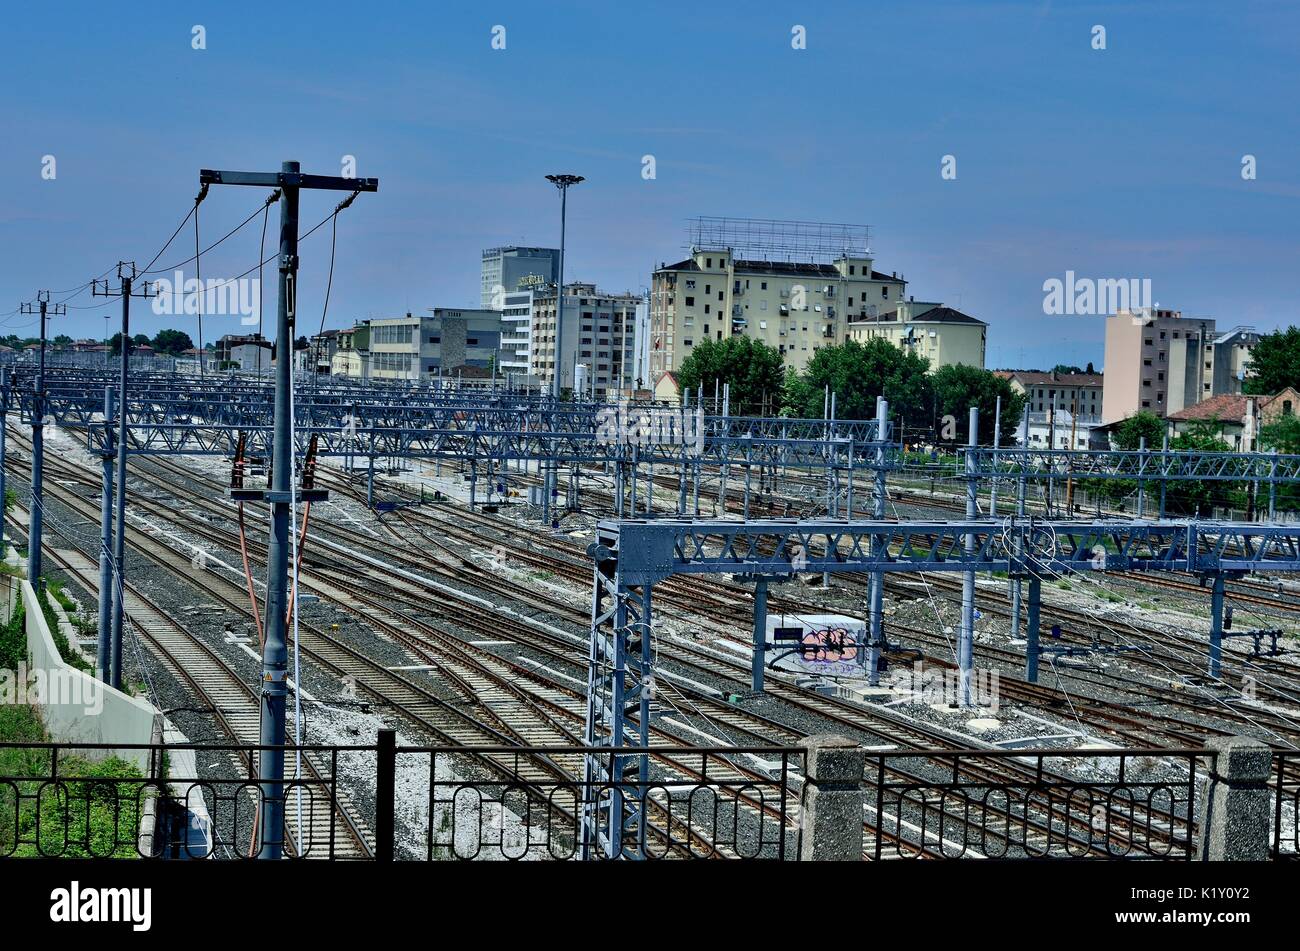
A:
1259;415;1300;512
131;333;150;346
152;329;194;355
1166;425;1242;515
53;334;73;347
1242;327;1300;395
930;364;1025;445
1260;414;1300;455
782;338;931;424
1112;411;1165;450
675;337;785;415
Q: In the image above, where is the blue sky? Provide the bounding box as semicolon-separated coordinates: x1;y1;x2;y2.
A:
2;0;1296;369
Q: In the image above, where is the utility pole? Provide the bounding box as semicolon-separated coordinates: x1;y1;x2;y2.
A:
93;264;155;689
202;162;377;860
19;292;65;588
0;370;9;559
96;387;115;681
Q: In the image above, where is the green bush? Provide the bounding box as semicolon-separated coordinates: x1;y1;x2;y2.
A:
10;755;147;858
0;599;23;672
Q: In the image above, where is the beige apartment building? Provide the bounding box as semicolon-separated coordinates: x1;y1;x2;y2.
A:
1004;369;1104;418
649;249;907;378
1102;308;1258;422
529;282;640;398
846;299;987;370
998;369;1105;448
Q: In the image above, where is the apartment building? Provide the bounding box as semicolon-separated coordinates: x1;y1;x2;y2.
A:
481;246;561;309
1101;308;1258;421
528;282;640;397
1212;326;1260;396
367;308;505;382
499;289;537;386
1004;369;1104;418
330;323;370;379
214;333;270;372
998;370;1105;448
846;299;987;370
649;249;907;378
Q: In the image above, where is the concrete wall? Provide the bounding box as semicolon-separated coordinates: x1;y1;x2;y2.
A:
21;580;159;771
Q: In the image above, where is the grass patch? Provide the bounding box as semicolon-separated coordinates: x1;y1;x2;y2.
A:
0;599;24;672
1;706;149;859
37;584;93;676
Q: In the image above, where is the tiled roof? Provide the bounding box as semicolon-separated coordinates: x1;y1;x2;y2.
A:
1167;393;1249;422
1010;371;1104;387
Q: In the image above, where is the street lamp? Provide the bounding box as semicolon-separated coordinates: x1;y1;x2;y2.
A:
545;173;583;400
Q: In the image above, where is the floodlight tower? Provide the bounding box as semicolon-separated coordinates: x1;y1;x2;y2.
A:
543;173;583;526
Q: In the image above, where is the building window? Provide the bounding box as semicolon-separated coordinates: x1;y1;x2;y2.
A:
761;282;768;290
685;296;695;306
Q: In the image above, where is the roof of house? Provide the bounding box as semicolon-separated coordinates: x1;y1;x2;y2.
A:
1008;371;1104;388
1168;389;1298;423
657;258;904;283
1167;393;1251;423
450;364;492;379
848;305;986;328
908;306;985;326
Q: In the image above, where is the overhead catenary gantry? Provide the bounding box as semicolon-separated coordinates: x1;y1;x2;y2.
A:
580;515;1300;857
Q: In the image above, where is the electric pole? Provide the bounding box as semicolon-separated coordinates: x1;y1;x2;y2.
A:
0;370;9;560
93;264;155;688
202;162;377;860
19;291;65;589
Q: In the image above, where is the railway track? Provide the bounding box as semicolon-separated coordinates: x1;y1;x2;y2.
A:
4;425;1223;857
4;506;374;860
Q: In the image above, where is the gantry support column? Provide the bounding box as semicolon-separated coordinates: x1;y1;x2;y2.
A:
1025;575;1042;683
1209;571;1226;679
866;399;889;685
751;576;768;693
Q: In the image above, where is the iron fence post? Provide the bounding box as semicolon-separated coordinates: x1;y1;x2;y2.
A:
375;729;396;862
